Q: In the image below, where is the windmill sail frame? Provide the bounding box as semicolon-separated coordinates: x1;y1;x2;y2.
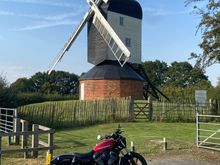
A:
48;0;130;74
48;10;93;74
89;0;130;67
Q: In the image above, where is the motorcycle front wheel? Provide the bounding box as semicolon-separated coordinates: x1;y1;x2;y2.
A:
127;152;148;165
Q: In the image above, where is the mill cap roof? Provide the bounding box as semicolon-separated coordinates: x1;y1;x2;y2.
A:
79;60;144;81
101;0;143;19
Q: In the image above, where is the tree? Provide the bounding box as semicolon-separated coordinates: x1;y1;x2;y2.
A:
30;71;79;95
10;71;79;95
216;76;220;87
165;61;208;87
208;77;220;100
0;73;7;89
143;60;168;87
10;78;34;93
48;71;79;95
0;74;16;108
186;0;220;68
31;72;50;94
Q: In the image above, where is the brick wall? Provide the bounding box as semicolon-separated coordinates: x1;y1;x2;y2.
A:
80;80;143;100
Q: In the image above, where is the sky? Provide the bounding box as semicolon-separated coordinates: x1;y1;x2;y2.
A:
0;0;219;86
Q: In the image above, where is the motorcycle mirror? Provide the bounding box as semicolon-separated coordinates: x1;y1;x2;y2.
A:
97;135;102;140
118;124;121;129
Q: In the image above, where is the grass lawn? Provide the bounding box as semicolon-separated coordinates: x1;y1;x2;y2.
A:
1;121;196;164
53;122;196;155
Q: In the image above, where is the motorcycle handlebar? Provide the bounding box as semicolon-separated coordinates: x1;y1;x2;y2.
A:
97;128;123;140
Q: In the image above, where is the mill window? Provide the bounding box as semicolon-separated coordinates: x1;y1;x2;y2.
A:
120;17;124;26
125;38;131;47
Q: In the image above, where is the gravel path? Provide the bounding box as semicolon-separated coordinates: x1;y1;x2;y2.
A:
145;149;220;165
148;157;217;165
2;147;220;165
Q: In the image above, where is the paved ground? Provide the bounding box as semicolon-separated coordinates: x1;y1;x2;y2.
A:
2;147;220;164
149;157;217;165
146;148;220;165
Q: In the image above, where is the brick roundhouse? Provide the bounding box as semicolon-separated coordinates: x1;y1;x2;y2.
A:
80;61;144;100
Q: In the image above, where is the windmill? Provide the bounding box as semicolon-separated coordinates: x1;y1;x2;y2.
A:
48;0;169;101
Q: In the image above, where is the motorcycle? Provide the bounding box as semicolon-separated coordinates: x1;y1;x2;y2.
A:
51;126;148;165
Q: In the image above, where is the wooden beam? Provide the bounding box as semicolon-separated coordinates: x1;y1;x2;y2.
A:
32;124;39;158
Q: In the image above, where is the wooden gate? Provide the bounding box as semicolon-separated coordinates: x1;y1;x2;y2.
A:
132;97;153;120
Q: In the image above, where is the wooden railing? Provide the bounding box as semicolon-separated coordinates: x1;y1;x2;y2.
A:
0;118;54;165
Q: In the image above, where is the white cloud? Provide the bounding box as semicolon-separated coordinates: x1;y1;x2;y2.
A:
39;13;81;21
17;20;78;31
0;10;86;21
0;64;30;83
0;10;15;16
0;5;87;31
143;7;190;16
0;0;75;8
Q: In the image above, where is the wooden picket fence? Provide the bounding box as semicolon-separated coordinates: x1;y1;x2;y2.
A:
18;98;131;128
152;99;220;122
17;98;220;128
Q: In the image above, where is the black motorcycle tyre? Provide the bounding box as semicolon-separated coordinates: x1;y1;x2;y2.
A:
125;152;147;165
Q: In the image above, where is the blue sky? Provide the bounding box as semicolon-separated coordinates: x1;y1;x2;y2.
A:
0;0;219;86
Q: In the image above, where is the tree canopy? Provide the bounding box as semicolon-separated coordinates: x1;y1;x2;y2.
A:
165;61;208;87
10;78;34;93
10;71;79;95
143;60;168;87
186;0;220;68
0;74;16;108
143;60;210;88
0;73;7;89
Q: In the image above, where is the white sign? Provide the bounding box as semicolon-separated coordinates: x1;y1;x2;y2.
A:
195;90;207;106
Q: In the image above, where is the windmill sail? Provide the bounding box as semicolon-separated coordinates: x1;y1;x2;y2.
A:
48;0;129;74
89;0;130;67
48;0;105;74
48;11;93;74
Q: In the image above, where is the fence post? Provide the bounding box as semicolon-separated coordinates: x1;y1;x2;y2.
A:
148;96;153;121
7;136;11;146
13;118;21;145
196;112;200;147
21;120;29;159
163;137;167;151
218;101;220;114
130;141;135;152
32;124;39;158
209;99;217;115
48;129;54;158
129;97;134;120
0;136;2;165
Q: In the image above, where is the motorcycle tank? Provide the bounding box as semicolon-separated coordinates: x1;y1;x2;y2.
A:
93;139;116;152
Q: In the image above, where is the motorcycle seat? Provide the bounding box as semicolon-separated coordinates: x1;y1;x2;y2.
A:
74;150;94;159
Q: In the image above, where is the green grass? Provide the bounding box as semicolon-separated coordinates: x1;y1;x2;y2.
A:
1;122;196;164
53;122;196;155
